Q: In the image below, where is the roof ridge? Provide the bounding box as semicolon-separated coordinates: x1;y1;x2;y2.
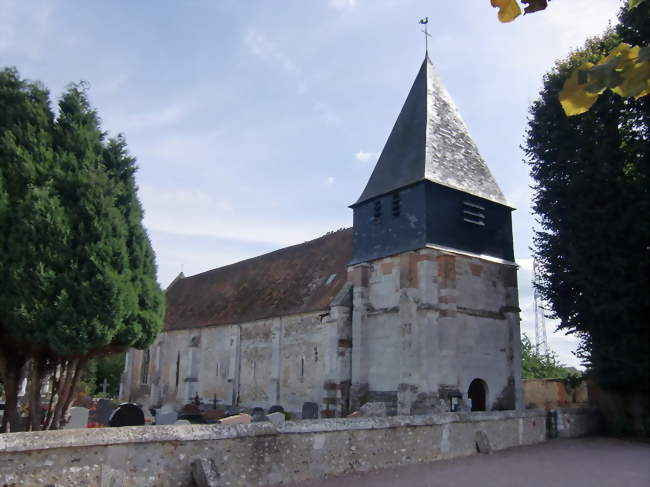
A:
168;227;352;286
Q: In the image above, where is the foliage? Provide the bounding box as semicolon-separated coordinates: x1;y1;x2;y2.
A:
525;6;649;394
490;0;646;23
0;68;164;431
79;353;125;397
490;1;650;115
520;334;576;379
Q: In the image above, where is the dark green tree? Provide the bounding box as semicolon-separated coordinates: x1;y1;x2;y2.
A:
0;68;60;431
79;353;125;397
0;71;163;431
525;3;649;395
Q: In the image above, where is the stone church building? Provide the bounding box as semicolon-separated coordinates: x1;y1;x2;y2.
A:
121;55;524;417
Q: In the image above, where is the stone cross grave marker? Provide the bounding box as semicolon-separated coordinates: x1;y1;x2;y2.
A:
101;378;109;394
65;407;89;429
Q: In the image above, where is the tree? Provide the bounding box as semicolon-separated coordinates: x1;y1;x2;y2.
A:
520;334;576;379
79;353;125;397
0;69;59;431
0;70;164;431
490;1;650;115
525;4;649;395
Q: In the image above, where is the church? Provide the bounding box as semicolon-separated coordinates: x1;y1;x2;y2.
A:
120;54;524;417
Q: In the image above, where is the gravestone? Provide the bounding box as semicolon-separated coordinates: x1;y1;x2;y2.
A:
65;407;89;429
95;399;114;426
301;402;319;419
219;413;251;425
267;412;285;426
203;408;226;423
251;408;269;423
156;410;178;425
179;402;201;422
475;430;492;454
359;402;387;417
268;405;285;415
108;403;145;427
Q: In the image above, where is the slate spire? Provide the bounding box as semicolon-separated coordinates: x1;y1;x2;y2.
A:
354;55;508;207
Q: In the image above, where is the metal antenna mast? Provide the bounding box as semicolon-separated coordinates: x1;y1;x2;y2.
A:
533;259;549;356
419;17;431;54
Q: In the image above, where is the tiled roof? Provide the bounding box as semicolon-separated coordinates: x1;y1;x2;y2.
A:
163;228;352;331
354;55;508;207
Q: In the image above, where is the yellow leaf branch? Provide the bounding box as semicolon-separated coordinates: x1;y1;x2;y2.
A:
560;43;650;116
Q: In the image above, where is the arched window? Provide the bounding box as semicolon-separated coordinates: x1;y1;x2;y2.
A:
468;378;488;411
140;349;150;385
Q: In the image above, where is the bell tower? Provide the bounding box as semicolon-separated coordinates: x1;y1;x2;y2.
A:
350;55;514;264
348;55;523;415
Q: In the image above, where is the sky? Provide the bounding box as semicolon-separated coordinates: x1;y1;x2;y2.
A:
1;0;623;368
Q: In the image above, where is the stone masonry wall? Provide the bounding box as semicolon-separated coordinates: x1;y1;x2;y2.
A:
124;308;351;417
0;409;600;487
349;246;522;414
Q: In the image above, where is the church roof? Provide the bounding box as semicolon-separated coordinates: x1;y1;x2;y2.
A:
354;55;508;207
163;228;352;331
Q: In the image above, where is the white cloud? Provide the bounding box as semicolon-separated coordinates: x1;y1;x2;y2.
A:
243;28;300;75
354;150;379;162
329;0;357;10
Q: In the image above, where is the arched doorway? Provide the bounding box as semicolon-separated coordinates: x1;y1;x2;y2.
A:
468;379;488;411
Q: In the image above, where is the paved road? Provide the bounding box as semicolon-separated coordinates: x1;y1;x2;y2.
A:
289;437;650;487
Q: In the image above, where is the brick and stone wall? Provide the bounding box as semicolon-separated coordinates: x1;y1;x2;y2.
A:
523;379;589;410
0;409;600;486
349;246;523;415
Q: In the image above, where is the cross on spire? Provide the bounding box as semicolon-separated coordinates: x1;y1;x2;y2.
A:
419;17;431;54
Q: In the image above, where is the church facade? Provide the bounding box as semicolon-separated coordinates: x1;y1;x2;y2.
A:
121;55;524;416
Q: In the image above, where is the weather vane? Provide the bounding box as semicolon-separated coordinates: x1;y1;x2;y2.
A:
419;17;431;54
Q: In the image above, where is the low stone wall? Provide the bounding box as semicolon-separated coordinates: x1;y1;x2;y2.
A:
550;408;602;438
0;409;597;487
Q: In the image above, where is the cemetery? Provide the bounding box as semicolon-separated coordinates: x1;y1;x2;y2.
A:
0;376;601;485
0;400;600;486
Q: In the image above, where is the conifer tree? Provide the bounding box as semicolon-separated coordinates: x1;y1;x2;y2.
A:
525;4;649;396
0;71;163;431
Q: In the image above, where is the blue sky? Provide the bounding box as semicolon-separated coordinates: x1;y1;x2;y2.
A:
1;0;622;367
